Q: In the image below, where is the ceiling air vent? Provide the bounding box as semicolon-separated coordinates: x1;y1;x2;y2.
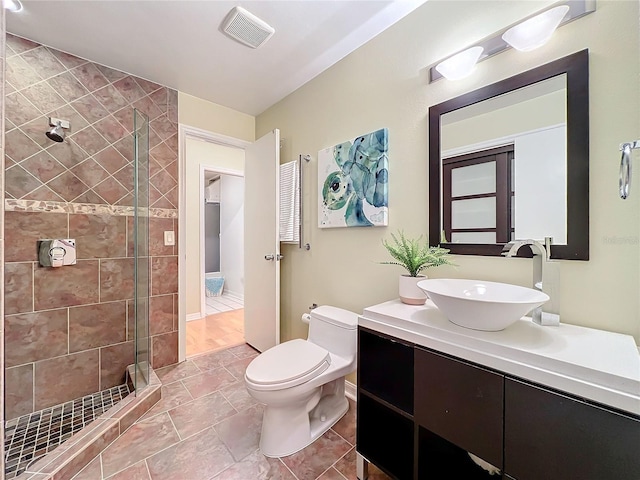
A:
221;6;275;49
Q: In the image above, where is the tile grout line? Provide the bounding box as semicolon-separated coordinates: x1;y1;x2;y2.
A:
143;458;152;480
328;426;355;448
314;464;338;480
166;411;183;442
103;413;183;479
328;446;356;478
279;456;299;480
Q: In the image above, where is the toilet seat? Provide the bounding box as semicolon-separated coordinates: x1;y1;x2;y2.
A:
245;339;331;391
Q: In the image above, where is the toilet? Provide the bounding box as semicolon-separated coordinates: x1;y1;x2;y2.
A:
244;305;358;457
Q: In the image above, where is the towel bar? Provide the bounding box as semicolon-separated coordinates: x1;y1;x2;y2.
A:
299;154;311;250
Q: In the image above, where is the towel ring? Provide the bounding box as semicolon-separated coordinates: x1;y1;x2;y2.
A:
619;140;639;200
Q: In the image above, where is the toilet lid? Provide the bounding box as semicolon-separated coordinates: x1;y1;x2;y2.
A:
245;339;330;389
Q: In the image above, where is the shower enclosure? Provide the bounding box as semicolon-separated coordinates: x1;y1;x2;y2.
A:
3;108;151;479
133;108;151;391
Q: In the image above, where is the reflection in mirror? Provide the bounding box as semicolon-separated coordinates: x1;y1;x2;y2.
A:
441;74;567;245
428;50;589;260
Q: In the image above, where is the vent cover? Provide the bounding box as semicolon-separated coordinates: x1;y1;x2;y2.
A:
221;6;275;49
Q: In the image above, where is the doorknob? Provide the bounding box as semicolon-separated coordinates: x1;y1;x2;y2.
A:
276;254;284;261
264;254;274;261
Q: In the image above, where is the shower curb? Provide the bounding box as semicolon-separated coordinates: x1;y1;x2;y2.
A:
15;366;162;480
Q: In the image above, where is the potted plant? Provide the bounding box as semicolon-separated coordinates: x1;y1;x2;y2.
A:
380;230;455;305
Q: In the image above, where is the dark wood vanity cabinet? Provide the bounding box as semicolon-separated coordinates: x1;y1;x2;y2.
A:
414;348;504;470
357;328;414;480
356;327;640;480
504;378;640;480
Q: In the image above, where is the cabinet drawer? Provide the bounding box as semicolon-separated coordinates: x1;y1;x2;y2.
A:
358;328;414;414
504;378;640;480
414;347;504;469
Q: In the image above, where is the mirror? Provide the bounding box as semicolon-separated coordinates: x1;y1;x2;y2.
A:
429;49;589;260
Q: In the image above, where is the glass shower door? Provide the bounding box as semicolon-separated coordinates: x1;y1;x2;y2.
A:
133;108;150;391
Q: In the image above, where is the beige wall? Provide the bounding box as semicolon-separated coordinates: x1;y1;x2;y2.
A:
179;92;255;142
185;137;244;316
257;0;640;349
442;89;566;151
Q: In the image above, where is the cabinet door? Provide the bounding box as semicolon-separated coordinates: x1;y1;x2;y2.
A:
358;328;414;414
414;347;504;469
504;378;640;480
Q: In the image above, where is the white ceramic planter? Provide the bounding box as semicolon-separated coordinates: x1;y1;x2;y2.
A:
399;275;427;305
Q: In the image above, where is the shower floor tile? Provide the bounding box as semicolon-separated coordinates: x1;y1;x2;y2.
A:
3;383;130;479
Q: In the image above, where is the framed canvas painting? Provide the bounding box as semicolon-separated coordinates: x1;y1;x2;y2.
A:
318;128;388;228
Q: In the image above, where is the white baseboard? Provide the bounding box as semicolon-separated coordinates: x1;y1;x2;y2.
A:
186;312;204;322
345;380;357;402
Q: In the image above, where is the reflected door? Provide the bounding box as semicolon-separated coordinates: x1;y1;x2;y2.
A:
442;145;514;244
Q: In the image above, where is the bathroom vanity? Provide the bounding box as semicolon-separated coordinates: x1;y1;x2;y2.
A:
355;299;640;480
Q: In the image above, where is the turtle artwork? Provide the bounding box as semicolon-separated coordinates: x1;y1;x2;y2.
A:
318;128;389;228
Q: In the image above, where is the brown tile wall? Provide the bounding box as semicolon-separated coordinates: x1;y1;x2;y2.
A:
5;33;178;207
4;34;180;419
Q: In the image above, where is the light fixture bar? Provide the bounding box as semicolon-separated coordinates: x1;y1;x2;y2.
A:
428;0;595;83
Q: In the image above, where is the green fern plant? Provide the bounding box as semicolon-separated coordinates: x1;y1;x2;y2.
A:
380;230;455;277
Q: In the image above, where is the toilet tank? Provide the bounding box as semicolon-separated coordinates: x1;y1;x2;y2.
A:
307;306;358;360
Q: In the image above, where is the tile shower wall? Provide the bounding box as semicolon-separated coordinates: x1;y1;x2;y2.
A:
2;6;8;475
3;34;179;420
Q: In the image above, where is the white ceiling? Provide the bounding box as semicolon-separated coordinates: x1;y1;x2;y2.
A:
7;1;427;116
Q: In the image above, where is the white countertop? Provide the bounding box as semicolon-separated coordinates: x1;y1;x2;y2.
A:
359;299;640;416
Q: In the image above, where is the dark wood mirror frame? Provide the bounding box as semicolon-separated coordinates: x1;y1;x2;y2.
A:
428;49;589;260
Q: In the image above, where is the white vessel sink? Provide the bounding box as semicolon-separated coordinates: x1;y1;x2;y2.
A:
417;278;549;331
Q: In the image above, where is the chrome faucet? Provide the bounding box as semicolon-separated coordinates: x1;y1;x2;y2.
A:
502;237;560;326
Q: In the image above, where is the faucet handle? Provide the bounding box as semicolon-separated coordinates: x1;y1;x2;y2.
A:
544;237;553;260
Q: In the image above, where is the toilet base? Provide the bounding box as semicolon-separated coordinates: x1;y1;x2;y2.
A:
259;380;349;458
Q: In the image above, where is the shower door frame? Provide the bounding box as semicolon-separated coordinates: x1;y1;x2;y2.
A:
133;108;151;391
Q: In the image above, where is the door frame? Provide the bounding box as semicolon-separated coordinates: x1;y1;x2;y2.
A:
199;164;244;319
178;123;250;362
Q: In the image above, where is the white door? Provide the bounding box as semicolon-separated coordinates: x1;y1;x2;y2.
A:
244;129;280;352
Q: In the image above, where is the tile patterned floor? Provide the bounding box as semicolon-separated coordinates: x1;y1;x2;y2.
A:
4;384;130;479
186;309;245;358
71;343;390;480
205;293;244;315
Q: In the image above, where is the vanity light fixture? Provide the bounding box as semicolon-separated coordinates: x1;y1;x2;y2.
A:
428;0;595;83
3;0;23;12
502;5;570;52
435;46;484;81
